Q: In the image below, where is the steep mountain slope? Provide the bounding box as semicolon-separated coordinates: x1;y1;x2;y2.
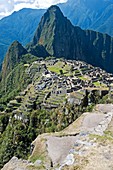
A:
0;0;113;63
1;3;113;169
1;25;113;167
29;5;113;73
0;8;45;63
2;104;113;170
60;0;113;36
2;41;27;80
90;3;113;35
0;41;37;106
1;43;113;168
31;5;75;57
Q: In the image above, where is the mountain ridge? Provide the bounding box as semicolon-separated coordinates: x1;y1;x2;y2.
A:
0;0;113;63
29;5;113;73
0;8;45;63
1;4;113;170
2;41;27;81
59;0;113;36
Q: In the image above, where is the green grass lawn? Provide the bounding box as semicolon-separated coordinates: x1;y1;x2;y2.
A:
47;66;61;74
47;61;72;75
93;81;107;87
78;76;90;81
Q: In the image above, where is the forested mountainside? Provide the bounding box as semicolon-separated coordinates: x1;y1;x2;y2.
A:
0;0;113;63
0;8;45;63
60;0;113;36
1;49;113;169
1;4;113;170
28;5;113;73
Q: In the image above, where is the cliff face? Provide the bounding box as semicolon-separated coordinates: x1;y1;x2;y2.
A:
32;6;75;58
30;5;113;73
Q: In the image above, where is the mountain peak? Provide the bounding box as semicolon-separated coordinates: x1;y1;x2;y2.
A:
6;40;27;62
48;5;61;11
2;41;27;80
9;41;24;51
29;5;113;73
11;40;21;45
30;5;73;57
47;5;62;14
46;5;64;21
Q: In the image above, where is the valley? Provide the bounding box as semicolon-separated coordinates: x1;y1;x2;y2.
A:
0;0;113;63
0;2;113;170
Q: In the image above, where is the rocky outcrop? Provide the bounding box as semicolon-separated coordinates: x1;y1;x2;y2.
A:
1;157;33;170
2;104;113;170
27;104;113;169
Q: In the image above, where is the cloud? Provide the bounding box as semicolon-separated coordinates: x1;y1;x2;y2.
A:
0;0;67;19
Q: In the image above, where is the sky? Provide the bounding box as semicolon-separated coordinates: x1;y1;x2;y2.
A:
0;0;67;19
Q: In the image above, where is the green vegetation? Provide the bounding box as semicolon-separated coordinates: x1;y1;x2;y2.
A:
99;95;113;104
0;5;113;169
30;154;46;163
0;63;31;106
27;164;45;170
47;61;64;74
0;103;84;168
89;133;113;142
47;66;61;74
78;76;89;81
0;38;112;169
0;51;38;108
93;81;106;87
29;5;113;74
47;61;71;75
0;54;111;169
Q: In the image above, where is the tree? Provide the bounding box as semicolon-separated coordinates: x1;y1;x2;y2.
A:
59;69;63;75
